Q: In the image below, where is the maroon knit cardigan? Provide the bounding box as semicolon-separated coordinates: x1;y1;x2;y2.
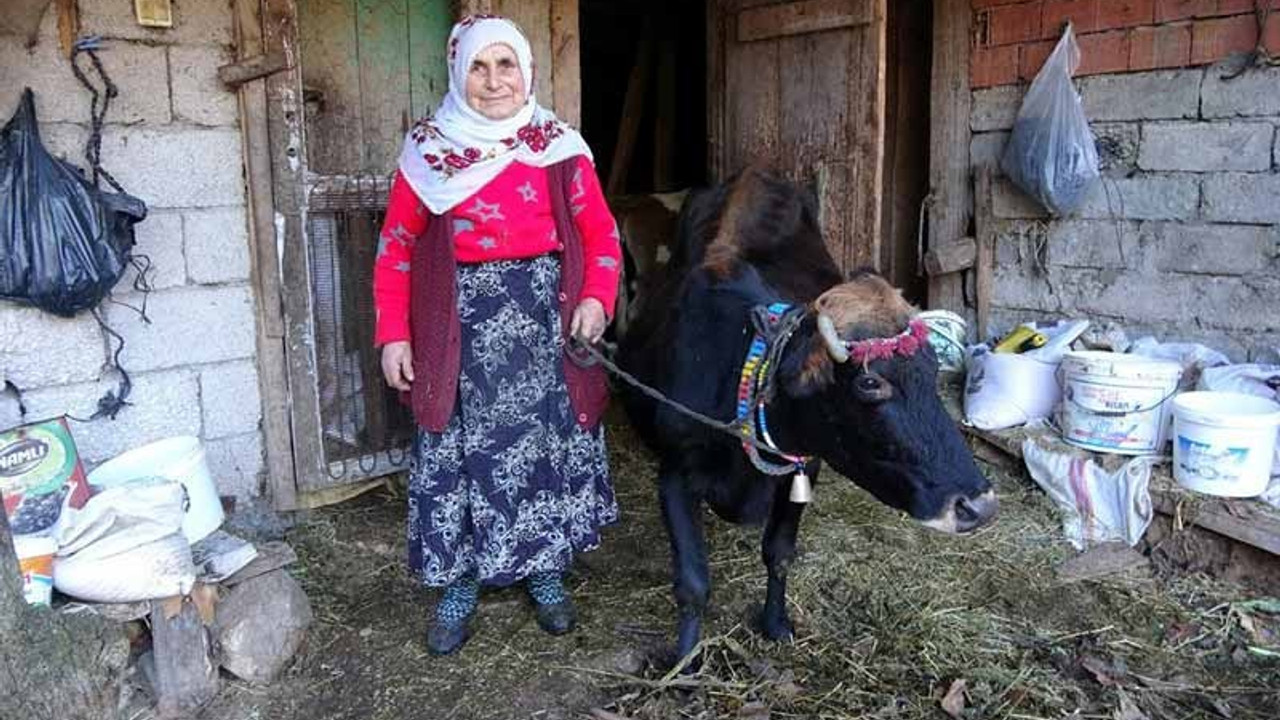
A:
408;159;610;433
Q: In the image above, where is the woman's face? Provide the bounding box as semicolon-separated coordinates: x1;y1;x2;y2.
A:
465;43;526;120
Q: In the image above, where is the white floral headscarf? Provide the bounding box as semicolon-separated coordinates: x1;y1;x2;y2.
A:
397;15;592;214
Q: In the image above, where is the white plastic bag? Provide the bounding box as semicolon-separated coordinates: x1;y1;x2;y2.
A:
1022;430;1155;550
53;479;196;603
1129;336;1231;390
964;348;1061;430
1198;364;1280;508
1001;24;1099;215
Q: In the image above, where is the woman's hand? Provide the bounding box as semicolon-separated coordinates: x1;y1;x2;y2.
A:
569;298;607;345
381;341;415;391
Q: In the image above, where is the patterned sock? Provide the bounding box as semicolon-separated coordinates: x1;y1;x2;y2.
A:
435;575;479;624
527;571;567;606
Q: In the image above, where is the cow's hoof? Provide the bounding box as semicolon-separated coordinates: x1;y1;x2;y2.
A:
754;609;794;642
535;599;576;635
426;617;473;656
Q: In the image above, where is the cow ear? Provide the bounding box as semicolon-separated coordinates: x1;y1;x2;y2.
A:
783;334;834;398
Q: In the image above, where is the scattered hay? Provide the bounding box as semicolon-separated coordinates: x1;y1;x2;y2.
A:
199;413;1279;720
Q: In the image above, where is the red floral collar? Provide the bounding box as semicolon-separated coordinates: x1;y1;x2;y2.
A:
845;318;929;364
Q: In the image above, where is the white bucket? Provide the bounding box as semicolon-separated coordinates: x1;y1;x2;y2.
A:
87;436;224;543
1171;391;1280;497
1059;351;1183;455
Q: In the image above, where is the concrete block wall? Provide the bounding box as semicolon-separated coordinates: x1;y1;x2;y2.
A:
970;0;1280;362
0;3;265;499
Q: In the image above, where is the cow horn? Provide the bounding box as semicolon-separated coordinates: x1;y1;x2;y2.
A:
818;314;849;363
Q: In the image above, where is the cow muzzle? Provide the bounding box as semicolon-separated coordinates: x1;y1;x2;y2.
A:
919;489;999;535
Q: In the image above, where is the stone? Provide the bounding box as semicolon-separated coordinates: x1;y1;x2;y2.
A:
1202;65;1280;118
1203;173;1280;223
204;432;265;500
98;127;246;209
127;211;186;290
970;131;1008;168
12;368;200;464
971;85;1023;132
184;208;252;284
1146;223;1275;275
1079;69;1201;122
0;40;170;126
1075;174;1200;221
0;305;105;389
1045;220;1141;269
1138;122;1274;172
1093;123;1140;175
76;0;234;47
105;285;256;372
200;361;263;437
170;45;240;126
213;570;313;684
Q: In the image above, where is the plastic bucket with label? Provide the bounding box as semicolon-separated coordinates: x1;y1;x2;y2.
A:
1059;351;1183;455
1171;391;1280;497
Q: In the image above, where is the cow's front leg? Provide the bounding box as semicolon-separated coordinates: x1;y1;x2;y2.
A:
759;478;805;641
659;471;709;663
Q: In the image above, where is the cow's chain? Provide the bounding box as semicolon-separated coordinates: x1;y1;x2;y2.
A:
567;320;806;471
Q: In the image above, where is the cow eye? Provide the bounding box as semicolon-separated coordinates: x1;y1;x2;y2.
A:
853;373;892;402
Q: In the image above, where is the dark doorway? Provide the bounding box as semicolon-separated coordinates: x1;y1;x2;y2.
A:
579;0;708;196
883;0;934;305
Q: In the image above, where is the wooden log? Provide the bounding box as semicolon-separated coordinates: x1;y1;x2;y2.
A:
55;0;77;59
923;236;977;276
217;50;289;88
926;0;972;314
150;595;220;717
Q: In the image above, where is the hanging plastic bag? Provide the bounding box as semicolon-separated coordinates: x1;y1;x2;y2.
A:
1000;24;1099;216
0;87;146;318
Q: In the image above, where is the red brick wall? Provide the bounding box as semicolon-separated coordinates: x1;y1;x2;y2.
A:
972;0;1280;87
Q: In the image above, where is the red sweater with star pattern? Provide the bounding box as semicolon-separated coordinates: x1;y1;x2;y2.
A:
372;156;621;347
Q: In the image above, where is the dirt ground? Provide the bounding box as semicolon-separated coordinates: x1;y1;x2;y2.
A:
191;412;1280;720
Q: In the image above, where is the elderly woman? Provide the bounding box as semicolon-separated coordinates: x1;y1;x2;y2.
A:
372;15;621;656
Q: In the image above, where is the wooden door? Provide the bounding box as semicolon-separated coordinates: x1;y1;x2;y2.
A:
708;0;886;274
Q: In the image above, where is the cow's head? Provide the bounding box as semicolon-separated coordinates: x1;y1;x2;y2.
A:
777;273;997;534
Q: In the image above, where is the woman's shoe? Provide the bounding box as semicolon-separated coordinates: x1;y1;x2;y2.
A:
426;615;473;655
534;598;576;635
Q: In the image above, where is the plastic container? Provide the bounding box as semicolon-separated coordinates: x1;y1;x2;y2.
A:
87;436;224;543
14;534;57;606
1171;391;1280;497
1059;351;1183;455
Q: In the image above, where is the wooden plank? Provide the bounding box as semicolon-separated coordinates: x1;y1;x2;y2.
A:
844;0;886;272
265;0;329;496
218;50;289;88
724;26;779;172
779;29;849;173
815;160;852;271
606;20;653;196
974;167;995;340
737;0;872;43
235;0;297;511
455;0;492;17
298;0;363;175
495;0;553;106
223;541;299;586
926;0;972;315
550;0;581;127
357;0;413;174
706;0;727;180
408;0;451;121
150;595;220;716
923;236;977;276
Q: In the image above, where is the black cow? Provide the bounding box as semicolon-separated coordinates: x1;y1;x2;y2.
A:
617;169;998;662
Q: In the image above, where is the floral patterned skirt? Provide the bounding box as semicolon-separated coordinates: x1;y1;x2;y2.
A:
407;255;618;587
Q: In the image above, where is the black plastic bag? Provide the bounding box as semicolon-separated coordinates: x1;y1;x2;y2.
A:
0;87;146;318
